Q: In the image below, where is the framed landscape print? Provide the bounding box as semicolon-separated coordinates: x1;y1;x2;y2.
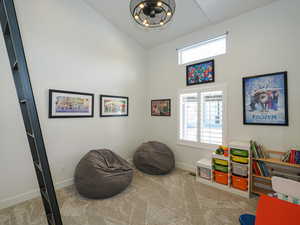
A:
151;99;171;116
243;72;288;126
49;90;94;118
100;95;129;117
186;59;214;86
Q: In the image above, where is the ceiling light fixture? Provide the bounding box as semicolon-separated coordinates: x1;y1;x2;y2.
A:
130;0;176;28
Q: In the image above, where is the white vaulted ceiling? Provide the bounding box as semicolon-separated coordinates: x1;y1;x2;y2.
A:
83;0;278;48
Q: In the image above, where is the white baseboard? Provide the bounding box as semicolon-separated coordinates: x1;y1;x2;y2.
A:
128;157;195;173
0;178;73;210
176;162;195;173
54;178;73;190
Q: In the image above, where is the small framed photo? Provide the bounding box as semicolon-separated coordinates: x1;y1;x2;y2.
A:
100;95;129;117
49;89;94;118
243;71;288;126
186;59;215;86
151;99;171;116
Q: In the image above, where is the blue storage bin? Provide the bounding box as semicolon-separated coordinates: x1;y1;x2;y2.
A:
239;214;255;225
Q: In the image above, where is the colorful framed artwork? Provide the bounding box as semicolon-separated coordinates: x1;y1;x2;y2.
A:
243;71;288;126
151;99;171;116
49;89;94;118
186;59;215;86
100;95;129;117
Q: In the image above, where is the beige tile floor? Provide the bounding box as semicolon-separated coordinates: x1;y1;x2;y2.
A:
0;169;257;225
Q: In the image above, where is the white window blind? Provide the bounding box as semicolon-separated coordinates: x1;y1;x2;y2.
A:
180;93;198;142
178;34;227;65
200;91;223;145
179;87;225;147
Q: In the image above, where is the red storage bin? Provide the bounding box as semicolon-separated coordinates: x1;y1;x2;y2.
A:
214;170;228;185
232;175;248;191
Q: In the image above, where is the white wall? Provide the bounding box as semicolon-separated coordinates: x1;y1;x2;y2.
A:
147;0;300;170
0;0;147;209
1;0;300;210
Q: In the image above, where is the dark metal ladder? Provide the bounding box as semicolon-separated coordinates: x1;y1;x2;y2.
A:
0;0;63;224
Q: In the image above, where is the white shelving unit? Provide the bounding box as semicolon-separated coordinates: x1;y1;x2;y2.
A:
196;158;213;185
196;141;251;199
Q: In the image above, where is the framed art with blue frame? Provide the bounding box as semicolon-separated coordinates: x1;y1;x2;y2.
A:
243;71;288;126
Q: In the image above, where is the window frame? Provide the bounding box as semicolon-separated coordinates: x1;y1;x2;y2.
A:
177;34;227;65
177;84;228;150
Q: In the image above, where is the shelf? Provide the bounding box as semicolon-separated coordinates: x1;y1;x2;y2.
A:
196;177;213;185
212;153;229;161
231;186;249;193
253;158;300;168
196;141;251;199
229;141;251;150
213;170;229;174
252;174;272;181
252;186;275;196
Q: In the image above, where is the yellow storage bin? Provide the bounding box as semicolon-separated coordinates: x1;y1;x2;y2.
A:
231;156;249;164
214;158;229;166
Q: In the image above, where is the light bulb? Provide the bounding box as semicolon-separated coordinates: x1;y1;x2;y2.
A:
167;11;172;16
139;3;144;8
160;21;164;26
134;15;139;20
157;1;162;7
143;19;147;24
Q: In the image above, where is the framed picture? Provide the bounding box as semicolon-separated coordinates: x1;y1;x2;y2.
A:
100;95;129;117
49;89;94;118
186;59;215;86
151;99;171;116
243;71;288;126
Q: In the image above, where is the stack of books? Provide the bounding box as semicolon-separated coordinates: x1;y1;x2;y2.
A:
252;160;270;177
281;149;300;164
251;141;270;177
251;140;266;159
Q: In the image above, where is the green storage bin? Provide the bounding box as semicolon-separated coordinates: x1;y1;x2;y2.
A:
231;148;249;157
214;164;228;173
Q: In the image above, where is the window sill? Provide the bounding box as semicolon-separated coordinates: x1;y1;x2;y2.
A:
177;141;218;151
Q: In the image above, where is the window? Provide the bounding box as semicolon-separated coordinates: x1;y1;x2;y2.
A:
178;85;226;148
178;34;227;65
180;93;198;142
200;91;223;145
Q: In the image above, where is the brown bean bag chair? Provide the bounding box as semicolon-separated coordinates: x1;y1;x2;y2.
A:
74;149;133;199
133;141;175;175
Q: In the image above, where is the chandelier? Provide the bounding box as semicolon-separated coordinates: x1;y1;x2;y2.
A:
130;0;176;28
